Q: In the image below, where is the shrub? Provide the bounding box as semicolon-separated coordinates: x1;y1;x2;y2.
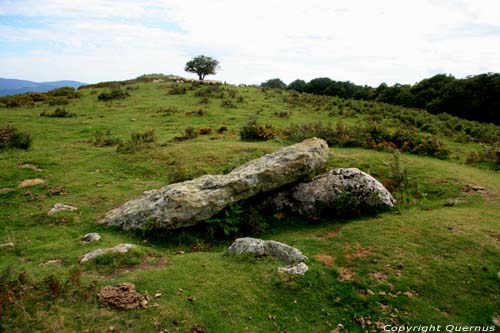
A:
157;106;179;114
185;109;206;116
167;84;187;95
89;130;122;147
275;111;291;118
198;127;213;135
240;118;277;141
221;99;236;108
0;126;32;150
47;87;80;99
174;126;199;141
40;108;76;118
0;94;35;108
98;87;130;101
465;145;500;170
47;97;70;106
217;125;228;134
131;129;156;144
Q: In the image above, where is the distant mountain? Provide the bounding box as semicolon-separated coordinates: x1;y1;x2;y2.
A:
0;78;87;96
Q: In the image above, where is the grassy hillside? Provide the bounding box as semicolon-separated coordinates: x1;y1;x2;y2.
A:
1;78;499;332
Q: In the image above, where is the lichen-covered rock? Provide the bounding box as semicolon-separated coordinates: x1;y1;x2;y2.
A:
101;138;328;230
48;203;78;215
267;168;395;218
278;262;309;275
227;237;308;263
79;243;136;264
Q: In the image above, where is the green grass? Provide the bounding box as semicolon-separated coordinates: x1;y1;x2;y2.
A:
1;80;499;332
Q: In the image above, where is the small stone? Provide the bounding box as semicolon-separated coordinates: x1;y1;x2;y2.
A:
278;262;309;275
445;198;465;207
48;203;78;215
176;250;185;255
79;243;136;264
187;296;197;303
227;237;307;263
18;178;45;188
82;233;101;243
0;242;15;249
154;292;162;298
41;259;63;266
493;314;500;327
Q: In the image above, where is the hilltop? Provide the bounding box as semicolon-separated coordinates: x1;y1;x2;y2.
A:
0;76;499;332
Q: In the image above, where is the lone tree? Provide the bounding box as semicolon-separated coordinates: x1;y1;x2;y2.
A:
184;55;220;81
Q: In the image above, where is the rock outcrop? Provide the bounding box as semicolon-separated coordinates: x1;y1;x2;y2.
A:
101;138;328;230
266;168;395;218
79;243;136;264
227;237;308;263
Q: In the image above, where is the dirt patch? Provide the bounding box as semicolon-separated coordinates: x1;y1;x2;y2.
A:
462;184;496;201
345;242;372;260
319;227;342;240
338;267;356;282
18;178;45;188
98;282;147;310
490;234;500;242
313;253;335;266
0;188;14;194
369;271;389;281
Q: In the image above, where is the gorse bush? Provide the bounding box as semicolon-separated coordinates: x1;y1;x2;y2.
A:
116;129;156;153
465;145;500;171
89;130;122;147
168;84;187;95
239;118;278;141
40;108;76;118
283;121;450;159
174;126;198;141
98;87;130;101
0;126;32;150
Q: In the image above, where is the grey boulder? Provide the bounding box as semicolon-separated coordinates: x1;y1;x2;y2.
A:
227;237;308;263
267;168;395;218
101;138;328;230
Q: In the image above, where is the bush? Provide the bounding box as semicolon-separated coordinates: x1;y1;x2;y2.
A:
221;99;236;108
40;108;76;118
0;126;32;150
465;145;500;170
198;127;212;135
240;118;277;141
131;129;156;144
98;87;130;101
168;84;187;95
48;87;80;99
89;130;122;147
185;109;206;116
174;126;198;141
0;94;35;108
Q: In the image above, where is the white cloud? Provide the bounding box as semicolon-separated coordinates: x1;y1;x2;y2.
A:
1;0;500;85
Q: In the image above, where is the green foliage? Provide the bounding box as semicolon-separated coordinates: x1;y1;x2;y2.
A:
184;55;220;81
207;204;268;237
0;125;32;150
89;130;122;147
465;144;500;170
40;108;76;118
240;118;278;141
167;84;187;95
174;126;199;141
97;86;130;101
261;78;287;89
116;129;156;153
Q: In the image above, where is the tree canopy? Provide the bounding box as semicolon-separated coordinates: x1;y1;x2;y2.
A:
184;55;219;81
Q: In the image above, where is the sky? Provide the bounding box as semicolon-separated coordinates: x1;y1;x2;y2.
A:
1;0;500;86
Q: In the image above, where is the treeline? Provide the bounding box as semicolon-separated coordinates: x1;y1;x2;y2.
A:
261;73;500;125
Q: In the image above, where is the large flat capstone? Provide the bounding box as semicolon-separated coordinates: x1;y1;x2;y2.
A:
101;138;329;230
